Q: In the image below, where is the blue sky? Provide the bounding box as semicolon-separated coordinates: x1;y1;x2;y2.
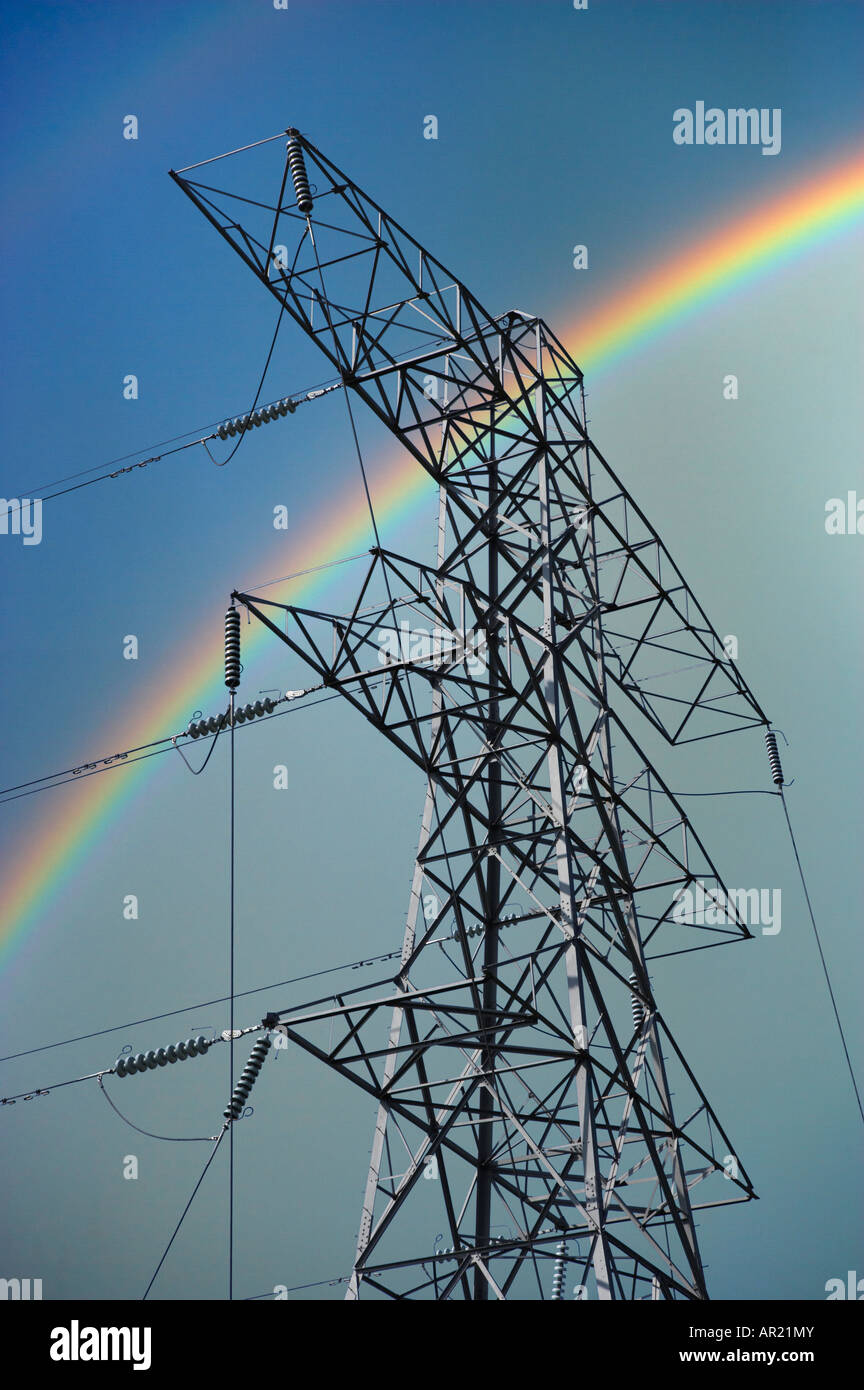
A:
0;0;861;1301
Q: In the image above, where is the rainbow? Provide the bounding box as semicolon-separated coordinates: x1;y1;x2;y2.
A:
2;147;863;970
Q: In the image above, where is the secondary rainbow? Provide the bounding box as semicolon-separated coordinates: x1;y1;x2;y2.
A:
2;146;862;970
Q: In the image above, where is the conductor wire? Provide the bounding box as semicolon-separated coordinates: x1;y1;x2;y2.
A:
206;226;306;469
142;1125;229;1300
97;1074;216;1143
779;788;864;1128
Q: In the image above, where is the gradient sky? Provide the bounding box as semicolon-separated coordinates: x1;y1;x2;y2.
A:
0;0;861;1302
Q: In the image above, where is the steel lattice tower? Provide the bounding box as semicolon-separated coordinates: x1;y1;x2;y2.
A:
173;130;769;1300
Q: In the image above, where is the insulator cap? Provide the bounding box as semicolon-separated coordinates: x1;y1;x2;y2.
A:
112;1033;215;1082
551;1240;567;1300
287;133;314;214
224;1034;272;1121
225;607;241;690
765;729;784;786
629;973;645;1030
189;696;279;740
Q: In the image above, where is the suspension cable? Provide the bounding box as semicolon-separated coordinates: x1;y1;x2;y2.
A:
764;729;863;1128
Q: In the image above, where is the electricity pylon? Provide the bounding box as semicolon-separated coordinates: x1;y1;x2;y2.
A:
173;129;769;1300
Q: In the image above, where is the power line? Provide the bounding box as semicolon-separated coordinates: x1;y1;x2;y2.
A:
779;789;864;1128
8;368;345;521
0;668;399;805
173;127;293;175
142;1126;228;1300
200;211;328;489
0;740;191;806
0;735;179;799
0;1068;107;1105
0;949;401;1065
0;576;381;807
245;1275;348;1298
206;259;292;472
13;436;211;512
1;967;415;1106
1;1026;243;1107
19;427;220;498
239;550;368;594
670;788;781;798
0;687;350;806
97;1073;217;1144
